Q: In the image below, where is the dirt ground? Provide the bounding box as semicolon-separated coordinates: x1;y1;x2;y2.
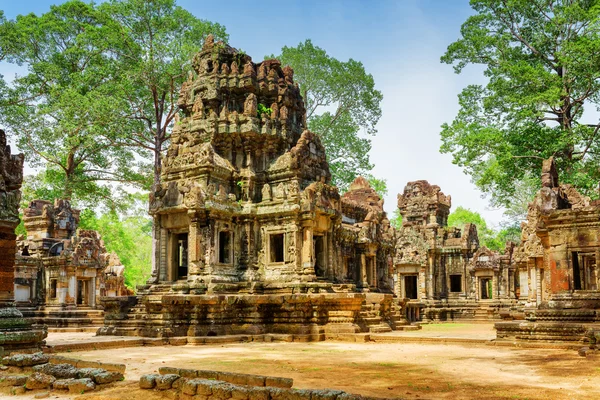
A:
42;339;599;400
4;323;599;400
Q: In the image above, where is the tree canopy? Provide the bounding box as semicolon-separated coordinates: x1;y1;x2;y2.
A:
447;206;520;251
100;0;227;187
0;1;147;208
271;40;383;191
441;0;600;208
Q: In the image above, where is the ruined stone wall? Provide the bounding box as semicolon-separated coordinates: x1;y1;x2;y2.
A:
0;130;24;305
0;130;46;353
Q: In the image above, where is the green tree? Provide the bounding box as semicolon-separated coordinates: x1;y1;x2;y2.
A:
441;0;600;208
271;40;384;191
390;209;403;229
80;196;152;291
101;0;227;187
447;206;509;251
365;175;388;197
0;1;146;207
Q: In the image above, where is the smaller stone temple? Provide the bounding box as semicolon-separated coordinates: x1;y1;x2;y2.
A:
14;199;126;328
0;129;46;354
496;157;600;343
394;180;517;322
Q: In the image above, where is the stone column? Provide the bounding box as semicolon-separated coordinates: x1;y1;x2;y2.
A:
360;253;368;289
0;129;46;354
188;214;201;278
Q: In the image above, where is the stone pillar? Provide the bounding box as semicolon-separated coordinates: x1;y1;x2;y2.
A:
0;129;46;354
360;253;368;288
188;214;201;277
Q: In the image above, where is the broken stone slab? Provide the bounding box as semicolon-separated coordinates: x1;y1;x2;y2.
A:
33;362;78;379
155;374;180;390
0;374;27;387
311;389;346;400
2;352;48;367
25;372;56;390
67;378;95;394
34;391;50;399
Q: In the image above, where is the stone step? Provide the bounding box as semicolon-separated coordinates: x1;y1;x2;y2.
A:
369;324;392;333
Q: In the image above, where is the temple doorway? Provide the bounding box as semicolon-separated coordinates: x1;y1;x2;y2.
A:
176;233;188;280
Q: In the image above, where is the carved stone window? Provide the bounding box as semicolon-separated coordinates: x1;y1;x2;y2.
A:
50;279;57;299
219;231;231;264
270;233;284;263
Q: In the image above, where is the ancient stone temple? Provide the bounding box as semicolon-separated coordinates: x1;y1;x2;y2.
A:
0;129;46;354
496;158;600;343
394;180;516;322
14;199;123;328
99;37;400;339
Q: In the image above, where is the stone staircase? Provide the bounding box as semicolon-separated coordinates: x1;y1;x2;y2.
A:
358;302;392;333
19;306;105;331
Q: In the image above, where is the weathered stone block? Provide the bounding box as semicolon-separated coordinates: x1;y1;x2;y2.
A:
33;362;78;379
2;352;48;367
0;374;27;387
247;387;271;400
25;372;56;390
53;378;75;390
67;378;95;393
159;366;180;375
265;376;293;388
156;374;181;390
139;374;159;389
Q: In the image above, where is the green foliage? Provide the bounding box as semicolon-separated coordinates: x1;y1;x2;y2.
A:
441;0;600;208
101;0;228;186
447;206;518;252
79;195;152;290
257;103;272;119
364;175;388;196
270;39;383;191
0;1;147;207
390;209;403;229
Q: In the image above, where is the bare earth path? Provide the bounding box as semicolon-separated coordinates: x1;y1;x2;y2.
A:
64;340;598;400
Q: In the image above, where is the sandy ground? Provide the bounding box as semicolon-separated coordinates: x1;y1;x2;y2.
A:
4;324;599;400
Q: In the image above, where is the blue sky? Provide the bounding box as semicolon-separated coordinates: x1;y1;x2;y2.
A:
0;1;506;225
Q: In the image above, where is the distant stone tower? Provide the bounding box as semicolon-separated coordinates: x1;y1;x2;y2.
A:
0;129;46;354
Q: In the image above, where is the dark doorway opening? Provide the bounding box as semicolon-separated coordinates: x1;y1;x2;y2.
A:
177;233;188;279
450;274;462;292
313;236;325;277
219;231;231;264
270;233;284;263
77;280;84;305
572;251;582;290
404;275;418;299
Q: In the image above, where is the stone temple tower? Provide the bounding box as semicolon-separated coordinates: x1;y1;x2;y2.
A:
148;36;341;292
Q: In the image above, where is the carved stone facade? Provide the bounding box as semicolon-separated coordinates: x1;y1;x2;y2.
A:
394;181;516;322
0;129;46;354
146;38;390;294
496;158;600;343
14;199;127;328
99;39;399;338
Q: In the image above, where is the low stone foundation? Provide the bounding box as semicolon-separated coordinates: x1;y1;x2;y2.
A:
98;293;370;339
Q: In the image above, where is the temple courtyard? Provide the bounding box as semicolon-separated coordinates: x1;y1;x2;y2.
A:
0;324;592;400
